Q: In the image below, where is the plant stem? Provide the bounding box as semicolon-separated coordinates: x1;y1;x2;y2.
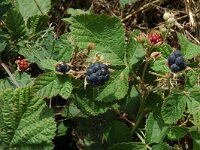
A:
0;60;20;87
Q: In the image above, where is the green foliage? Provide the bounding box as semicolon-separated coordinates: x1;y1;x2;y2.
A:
0;87;56;149
16;0;51;22
1;1;200;149
145;113;169;144
177;32;200;59
33;72;72;99
5;9;26;38
161;93;186;124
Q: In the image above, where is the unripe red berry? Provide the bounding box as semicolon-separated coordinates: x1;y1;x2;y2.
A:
148;33;163;45
18;59;29;71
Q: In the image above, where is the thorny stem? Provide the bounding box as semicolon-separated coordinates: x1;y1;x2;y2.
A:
0;56;20;87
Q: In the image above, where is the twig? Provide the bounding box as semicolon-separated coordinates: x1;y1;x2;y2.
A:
122;0;165;22
0;57;20;87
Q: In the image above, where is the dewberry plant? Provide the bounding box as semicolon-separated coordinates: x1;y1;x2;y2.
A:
0;0;200;150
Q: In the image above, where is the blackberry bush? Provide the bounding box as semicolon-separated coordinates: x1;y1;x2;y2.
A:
86;62;109;86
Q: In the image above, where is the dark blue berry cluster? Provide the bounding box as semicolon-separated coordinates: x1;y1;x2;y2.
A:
86;62;109;86
168;50;186;73
56;62;70;74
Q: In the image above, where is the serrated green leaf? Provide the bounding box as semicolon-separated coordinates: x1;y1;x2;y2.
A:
161;93;186;124
17;0;51;22
67;8;90;16
151;57;170;74
186;87;200;126
152;143;176;150
177;32;200;59
53;34;73;62
33;72;72;99
5;9;26;38
153;43;172;58
69;14;125;60
14;71;33;87
94;67;129;102
108;142;147;150
40;59;57;71
167;126;188;140
0;87;56;149
72;87;120;116
106;121;132;146
145;112;169;144
27;15;49;33
185;70;199;88
126;31;145;68
61;103;83;118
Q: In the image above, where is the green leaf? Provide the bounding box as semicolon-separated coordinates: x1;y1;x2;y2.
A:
161;93;186;124
57;122;69;137
108;142;147;150
0;42;6;52
153;43;172;58
190;127;200;150
186;87;200;126
185;70;199;88
152;143;176;150
69;14;125;60
167;126;188;140
61;103;83;118
0;3;11;20
53;34;73;62
106;121;132;146
5;9;26;38
72;87;120;116
67;8;90;16
177;32;200;59
17;0;51;22
33;72;72;99
126;31;145;68
40;59;57;71
120;0;135;8
145;113;169;144
151;57;170;74
0;87;56;149
27;15;49;33
94;67;129;102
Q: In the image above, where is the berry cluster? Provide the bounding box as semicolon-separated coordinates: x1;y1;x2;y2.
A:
18;59;29;71
168;50;186;73
55;62;70;74
86;62;109;86
148;33;163;45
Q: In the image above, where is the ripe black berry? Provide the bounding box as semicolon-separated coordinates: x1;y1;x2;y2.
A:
56;62;70;74
86;62;109;86
167;50;186;73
